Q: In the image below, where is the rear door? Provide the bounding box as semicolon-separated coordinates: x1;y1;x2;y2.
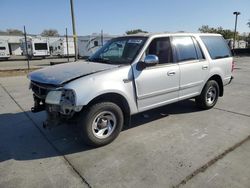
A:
172;36;209;99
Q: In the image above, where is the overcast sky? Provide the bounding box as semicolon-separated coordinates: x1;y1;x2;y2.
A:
0;0;249;35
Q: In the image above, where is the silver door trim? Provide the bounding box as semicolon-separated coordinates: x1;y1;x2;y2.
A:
137;86;179;100
180;80;203;90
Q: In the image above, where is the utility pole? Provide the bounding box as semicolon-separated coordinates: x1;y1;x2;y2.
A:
233;11;240;54
70;0;78;61
66;28;69;62
23;25;30;71
101;29;104;46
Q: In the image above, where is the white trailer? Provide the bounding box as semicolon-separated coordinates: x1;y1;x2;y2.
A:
78;34;116;58
51;37;75;57
0;39;10;60
227;39;248;49
21;37;50;58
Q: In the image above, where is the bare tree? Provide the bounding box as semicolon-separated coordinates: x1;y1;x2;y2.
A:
0;30;6;35
5;29;23;35
126;29;148;35
41;29;59;37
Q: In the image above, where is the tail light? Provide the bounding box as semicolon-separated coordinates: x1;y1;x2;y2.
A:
231;61;235;72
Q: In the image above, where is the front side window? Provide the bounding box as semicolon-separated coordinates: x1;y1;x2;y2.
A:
145;37;173;64
200;36;232;59
172;36;198;62
89;37;147;65
34;43;48;50
0;47;6;50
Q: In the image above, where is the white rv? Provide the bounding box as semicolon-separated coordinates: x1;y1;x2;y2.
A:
21;37;50;58
78;34;116;58
51;37;75;57
0;39;10;60
227;39;248;49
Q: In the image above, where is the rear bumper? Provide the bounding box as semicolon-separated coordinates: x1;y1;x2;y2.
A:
223;76;234;86
228;76;234;84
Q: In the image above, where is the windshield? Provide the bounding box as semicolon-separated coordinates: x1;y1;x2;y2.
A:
88;37;147;65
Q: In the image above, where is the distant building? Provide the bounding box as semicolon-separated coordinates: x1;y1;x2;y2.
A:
0;35;23;55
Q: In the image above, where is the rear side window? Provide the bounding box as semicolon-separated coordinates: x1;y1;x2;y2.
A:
172;36;197;62
200;36;232;59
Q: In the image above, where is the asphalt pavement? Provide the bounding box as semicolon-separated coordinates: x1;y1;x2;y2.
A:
0;57;250;188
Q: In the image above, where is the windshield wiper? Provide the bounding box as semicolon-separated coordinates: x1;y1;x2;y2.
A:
89;57;110;64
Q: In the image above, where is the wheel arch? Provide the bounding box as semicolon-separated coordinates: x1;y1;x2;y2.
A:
86;92;131;127
208;74;224;97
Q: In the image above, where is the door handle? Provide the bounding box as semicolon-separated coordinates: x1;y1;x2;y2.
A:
202;65;208;70
167;71;176;76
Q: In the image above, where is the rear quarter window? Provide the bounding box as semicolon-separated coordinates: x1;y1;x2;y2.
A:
200;36;232;59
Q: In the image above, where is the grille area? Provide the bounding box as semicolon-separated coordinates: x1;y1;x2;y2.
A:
30;81;58;99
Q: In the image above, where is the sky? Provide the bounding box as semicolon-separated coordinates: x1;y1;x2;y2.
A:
0;0;250;36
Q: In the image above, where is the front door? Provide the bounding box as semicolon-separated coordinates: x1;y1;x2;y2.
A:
133;37;180;112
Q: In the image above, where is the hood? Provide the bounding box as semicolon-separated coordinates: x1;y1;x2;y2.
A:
28;60;119;85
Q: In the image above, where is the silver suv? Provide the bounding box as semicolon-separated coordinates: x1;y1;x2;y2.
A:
28;33;234;146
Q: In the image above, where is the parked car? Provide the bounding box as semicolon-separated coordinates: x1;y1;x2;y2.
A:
28;33;234;147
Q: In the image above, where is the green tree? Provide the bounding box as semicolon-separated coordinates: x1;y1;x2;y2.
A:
41;29;59;37
198;25;217;33
198;25;235;39
126;29;148;35
247;20;250;28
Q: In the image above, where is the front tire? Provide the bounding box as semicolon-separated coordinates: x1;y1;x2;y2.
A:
196;80;219;110
79;102;124;147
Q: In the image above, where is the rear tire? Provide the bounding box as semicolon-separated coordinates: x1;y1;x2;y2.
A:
196;80;219;110
79;102;124;147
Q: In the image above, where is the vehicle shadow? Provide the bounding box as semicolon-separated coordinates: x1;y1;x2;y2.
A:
0;99;201;162
128;99;201;130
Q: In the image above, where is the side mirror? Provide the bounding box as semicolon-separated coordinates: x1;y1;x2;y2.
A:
144;55;159;66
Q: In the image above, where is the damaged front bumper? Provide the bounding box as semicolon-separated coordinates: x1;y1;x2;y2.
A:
41;103;82;129
43;105;74;129
30;82;83;129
